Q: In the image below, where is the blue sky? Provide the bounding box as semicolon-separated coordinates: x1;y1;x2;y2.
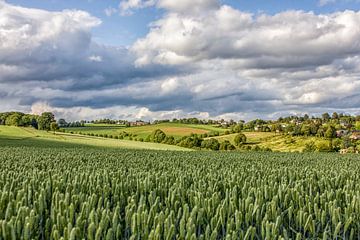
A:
2;0;360;121
7;0;360;46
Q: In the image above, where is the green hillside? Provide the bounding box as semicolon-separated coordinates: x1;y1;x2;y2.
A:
63;122;227;139
208;132;328;152
0;126;189;151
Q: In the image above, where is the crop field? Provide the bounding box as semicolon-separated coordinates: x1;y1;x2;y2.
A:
1;144;360;239
63;123;227;139
0;126;187;151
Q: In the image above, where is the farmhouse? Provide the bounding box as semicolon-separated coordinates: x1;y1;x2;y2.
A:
350;131;360;140
129;121;149;127
336;130;349;137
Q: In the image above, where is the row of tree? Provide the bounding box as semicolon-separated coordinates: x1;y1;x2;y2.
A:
0;112;58;131
145;129;248;151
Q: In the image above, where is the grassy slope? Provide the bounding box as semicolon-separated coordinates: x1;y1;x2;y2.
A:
0;126;190;151
63;123;227;139
209;132;326;152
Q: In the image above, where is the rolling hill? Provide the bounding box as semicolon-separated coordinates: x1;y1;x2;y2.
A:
0;126;189;151
207;132;328;152
62;122;227;139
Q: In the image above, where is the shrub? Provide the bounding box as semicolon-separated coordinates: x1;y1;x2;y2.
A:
234;133;247;146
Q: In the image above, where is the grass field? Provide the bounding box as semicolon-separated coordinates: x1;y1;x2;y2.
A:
63;122;227;139
209;132;326;152
0;144;359;239
0;126;189;151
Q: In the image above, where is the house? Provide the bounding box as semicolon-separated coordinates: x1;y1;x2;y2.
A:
350;131;360;140
129;121;149;127
290;119;302;125
336;130;349;138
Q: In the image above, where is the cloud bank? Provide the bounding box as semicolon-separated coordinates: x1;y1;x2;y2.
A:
2;1;360;121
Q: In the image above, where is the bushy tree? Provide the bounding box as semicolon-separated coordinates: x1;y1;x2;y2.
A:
325;126;336;139
38;112;55;130
219;140;235;151
234;133;247;146
322;113;330;122
5;113;23;126
178;135;203;149
301;125;311;136
50;122;59;132
201;139;220;150
316;140;333;152
233;124;243;133
149;129;167;143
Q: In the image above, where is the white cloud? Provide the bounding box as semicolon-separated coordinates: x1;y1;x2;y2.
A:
104;7;118;16
157;0;218;14
133;7;360;68
119;0;156;16
119;0;218;15
30;102;211;121
88;55;103;62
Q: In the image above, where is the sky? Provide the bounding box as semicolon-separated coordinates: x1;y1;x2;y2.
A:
1;0;360;121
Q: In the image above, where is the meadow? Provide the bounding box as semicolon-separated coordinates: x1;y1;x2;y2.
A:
0;126;187;151
63;123;227;139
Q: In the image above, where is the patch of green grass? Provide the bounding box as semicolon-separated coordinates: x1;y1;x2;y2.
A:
0;126;190;151
62;123;227;139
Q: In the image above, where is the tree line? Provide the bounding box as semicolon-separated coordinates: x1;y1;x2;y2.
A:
0;112;58;131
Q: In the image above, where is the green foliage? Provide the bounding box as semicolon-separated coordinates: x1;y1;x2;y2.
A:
303;141;316;152
325;126;336;139
50;122;59;132
234;133;247;146
5;113;23;126
219;140;235;151
0;147;359;239
149;129;167;143
38;112;55;131
201;138;220;150
316;140;334;152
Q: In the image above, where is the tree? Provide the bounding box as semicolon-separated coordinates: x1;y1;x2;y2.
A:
325;126;336;139
316;140;333;152
50;122;59;132
201;139;220;150
58;119;68;127
316;128;325;137
301;125;311;136
38;112;55;131
149;129;167;143
342;136;353;149
233;124;243;133
332;112;339;119
355;121;360;131
332;138;342;152
322;113;330;122
234;133;247;146
5;113;23;126
219;140;235;151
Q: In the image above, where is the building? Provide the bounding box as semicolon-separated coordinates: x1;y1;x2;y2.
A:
336;130;349;138
129;121;149;127
350;131;360;140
